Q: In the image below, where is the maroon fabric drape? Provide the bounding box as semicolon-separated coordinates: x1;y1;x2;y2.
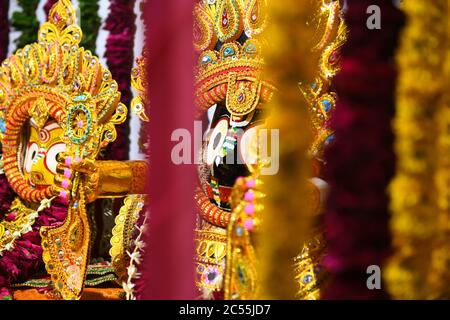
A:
104;0;136;161
322;0;404;299
0;0;9;61
137;0;196;299
44;0;58;18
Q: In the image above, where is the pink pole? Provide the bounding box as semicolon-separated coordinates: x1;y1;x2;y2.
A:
138;0;196;299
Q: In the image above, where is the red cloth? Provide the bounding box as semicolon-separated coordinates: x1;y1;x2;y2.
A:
137;0;196;299
0;0;9;61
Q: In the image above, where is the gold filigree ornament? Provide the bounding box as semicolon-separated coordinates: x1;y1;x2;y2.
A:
0;0;127;300
130;55;149;122
109;194;146;284
224;173;262;300
194;0;275;116
298;0;347;157
0;197;54;255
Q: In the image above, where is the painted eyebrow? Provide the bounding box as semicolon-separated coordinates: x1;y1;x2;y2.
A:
44;122;60;131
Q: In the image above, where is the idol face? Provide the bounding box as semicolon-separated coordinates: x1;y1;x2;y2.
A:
23;119;66;188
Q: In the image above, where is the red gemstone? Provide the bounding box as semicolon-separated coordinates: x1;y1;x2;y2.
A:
222;10;228;27
251;4;258;22
53;13;60;23
329;50;339;65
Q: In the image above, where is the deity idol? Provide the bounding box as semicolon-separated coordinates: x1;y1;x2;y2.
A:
0;0;148;300
192;0;346;299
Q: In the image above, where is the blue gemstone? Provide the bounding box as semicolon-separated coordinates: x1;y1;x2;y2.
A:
0;118;5;133
321;99;332;112
235;226;244;237
237;265;246;284
223;47;234;57
201;55;212;64
310;82;317;90
325;134;335;144
73;202;79;209
302;274;313;284
73;94;87;102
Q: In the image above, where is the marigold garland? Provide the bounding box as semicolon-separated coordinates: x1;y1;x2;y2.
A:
259;0;316;299
385;0;449;299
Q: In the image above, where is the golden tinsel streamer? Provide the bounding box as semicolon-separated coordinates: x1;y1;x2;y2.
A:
258;0;316;299
385;0;449;299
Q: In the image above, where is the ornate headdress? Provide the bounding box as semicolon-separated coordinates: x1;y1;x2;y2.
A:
194;0;274;116
0;0;126;202
0;0;127;299
299;0;347;157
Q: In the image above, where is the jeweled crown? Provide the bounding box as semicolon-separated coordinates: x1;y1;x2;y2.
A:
0;0;127;202
194;0;274;117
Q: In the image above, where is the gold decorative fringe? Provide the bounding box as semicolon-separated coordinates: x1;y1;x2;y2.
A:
385;0;449;299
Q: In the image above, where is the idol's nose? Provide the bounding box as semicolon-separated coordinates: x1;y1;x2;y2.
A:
30;171;45;185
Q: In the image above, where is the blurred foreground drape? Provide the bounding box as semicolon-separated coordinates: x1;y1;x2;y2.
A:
259;0;315;299
385;0;450;299
137;0;196;299
322;0;404;299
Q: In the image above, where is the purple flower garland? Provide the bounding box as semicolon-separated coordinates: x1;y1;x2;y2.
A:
0;175;67;297
0;0;10;62
44;0;58;18
322;0;404;299
104;0;137;161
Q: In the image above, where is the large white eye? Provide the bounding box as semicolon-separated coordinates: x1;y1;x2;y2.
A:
24;142;39;173
206;118;229;165
45;143;66;174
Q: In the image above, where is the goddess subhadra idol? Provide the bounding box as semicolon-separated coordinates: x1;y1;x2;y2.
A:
0;0;148;300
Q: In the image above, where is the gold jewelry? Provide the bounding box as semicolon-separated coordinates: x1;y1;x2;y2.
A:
194;0;275;116
0;197;54;255
299;0;347;157
109;194;146;284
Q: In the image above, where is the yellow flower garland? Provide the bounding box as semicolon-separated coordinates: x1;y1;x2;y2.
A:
258;0;316;299
385;0;449;299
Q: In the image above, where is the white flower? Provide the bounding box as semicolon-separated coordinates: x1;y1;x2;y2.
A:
21;225;33;234
127;251;142;264
127;265;137;277
134;240;146;250
12;231;21;238
122;281;136;300
5;242;15;251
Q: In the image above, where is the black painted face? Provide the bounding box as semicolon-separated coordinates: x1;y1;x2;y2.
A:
200;102;265;195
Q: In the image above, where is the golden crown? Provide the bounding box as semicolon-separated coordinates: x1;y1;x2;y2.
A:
0;0;127;202
194;0;274;117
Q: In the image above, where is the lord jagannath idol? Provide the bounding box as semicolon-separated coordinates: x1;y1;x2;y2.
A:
192;0;346;300
0;0;346;300
0;0;148;300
